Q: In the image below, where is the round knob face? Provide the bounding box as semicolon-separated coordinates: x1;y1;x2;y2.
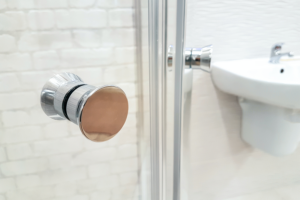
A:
79;86;129;142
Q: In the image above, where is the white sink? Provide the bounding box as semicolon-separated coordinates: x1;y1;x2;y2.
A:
211;58;300;156
212;58;300;110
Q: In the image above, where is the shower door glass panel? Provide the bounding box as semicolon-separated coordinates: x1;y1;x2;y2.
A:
0;1;150;200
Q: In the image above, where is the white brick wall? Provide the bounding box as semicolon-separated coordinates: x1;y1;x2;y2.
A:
6;144;33;160
72;148;117;166
54;182;77;197
90;191;110;200
53;195;89;200
0;92;37;110
117;144;137;159
44;121;69;138
69;0;96;8
18;31;73;51
0;53;32;72
111;158;138;173
0;178;16;193
120;172;138;185
16;175;41;189
27;10;55;30
0;0;6;10
0;73;20;92
55;10;107;29
6;186;54;200
0;12;26;31
0;147;7;162
98;0;134;8
40;167;87;185
33;50;60;69
0;35;16;53
0;158;48;176
0;1;138;199
1;126;42;144
73;30;101;48
61;48;113;67
33;137;83;156
7;0;69;9
109;9;134;27
87;163;110;178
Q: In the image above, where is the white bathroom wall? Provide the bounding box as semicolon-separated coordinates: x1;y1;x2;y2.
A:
0;1;138;200
186;0;300;62
185;0;300;200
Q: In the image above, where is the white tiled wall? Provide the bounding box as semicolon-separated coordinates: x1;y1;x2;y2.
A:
186;0;300;62
0;1;138;200
185;0;300;200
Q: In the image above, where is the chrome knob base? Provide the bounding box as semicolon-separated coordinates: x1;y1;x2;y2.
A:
41;73;84;120
41;72;129;142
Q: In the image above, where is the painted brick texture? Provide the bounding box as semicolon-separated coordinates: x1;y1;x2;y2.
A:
0;0;138;199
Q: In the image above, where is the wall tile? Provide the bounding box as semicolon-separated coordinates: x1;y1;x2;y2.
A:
56;9;107;29
111;157;138;173
119;172;138;185
0;0;6;10
33;137;83;156
40;167;87;185
0;53;32;72
54;182;77;197
0;35;16;53
6;144;33;160
69;0;96;8
0;92;37;110
0;178;17;193
16;175;41;189
33;50;60;69
7;0;68;9
73;30;101;48
0;73;20;92
108;9;134;27
90;190;110;200
27;10;55;30
87;163;110;178
0;147;7;163
18;31;73;52
6;186;54;200
1;126;42;144
52;195;89;200
72;148;117;166
0;12;26;31
0;158;48;176
61;48;113;67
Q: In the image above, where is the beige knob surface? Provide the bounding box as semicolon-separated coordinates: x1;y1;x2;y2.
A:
79;86;128;142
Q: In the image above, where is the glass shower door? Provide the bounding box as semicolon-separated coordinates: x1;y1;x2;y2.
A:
0;1;150;200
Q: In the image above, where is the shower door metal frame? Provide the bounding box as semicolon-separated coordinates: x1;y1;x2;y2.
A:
147;0;187;200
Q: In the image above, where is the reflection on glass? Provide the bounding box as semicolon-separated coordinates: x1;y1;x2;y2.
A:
0;1;148;200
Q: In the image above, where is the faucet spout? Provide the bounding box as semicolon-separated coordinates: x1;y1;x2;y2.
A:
270;43;293;63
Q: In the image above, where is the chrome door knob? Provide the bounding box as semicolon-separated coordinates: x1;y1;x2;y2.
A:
185;45;213;72
41;72;129;142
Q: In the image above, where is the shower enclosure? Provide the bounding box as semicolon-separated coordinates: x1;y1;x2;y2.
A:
0;0;187;200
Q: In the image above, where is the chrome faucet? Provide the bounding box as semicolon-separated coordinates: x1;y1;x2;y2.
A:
270;43;293;64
